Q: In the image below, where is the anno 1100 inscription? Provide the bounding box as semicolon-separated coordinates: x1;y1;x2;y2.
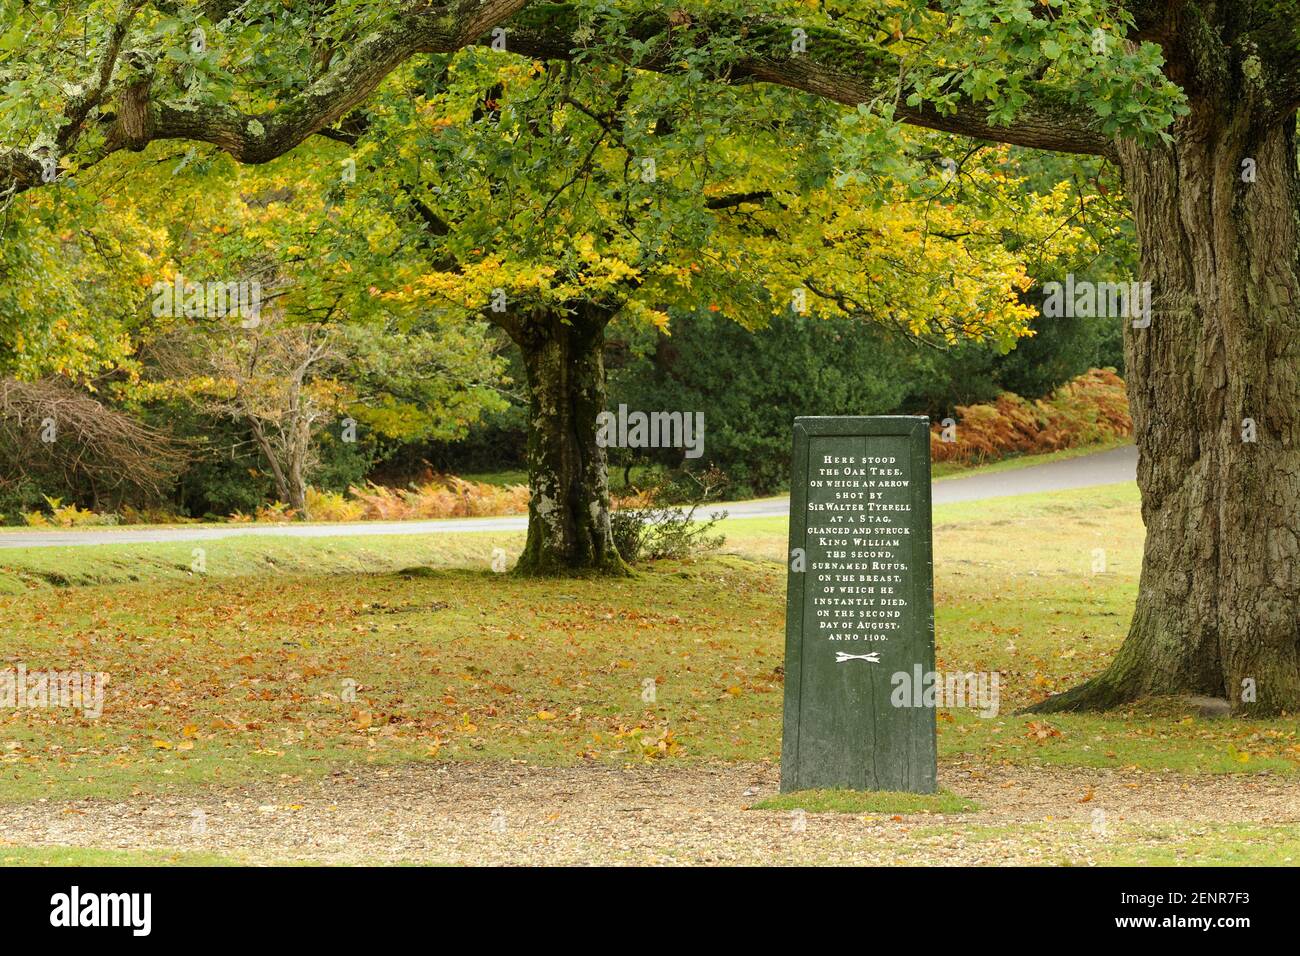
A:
781;417;937;794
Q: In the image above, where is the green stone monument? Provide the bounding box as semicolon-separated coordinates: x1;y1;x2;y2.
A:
780;416;937;793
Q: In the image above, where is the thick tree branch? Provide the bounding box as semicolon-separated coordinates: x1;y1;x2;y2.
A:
58;0;149;154
704;191;772;209
1240;10;1300;118
0;0;148;195
3;0;1124;202
1;0;529;197
125;0;529;161
1127;1;1300;120
498;8;1116;158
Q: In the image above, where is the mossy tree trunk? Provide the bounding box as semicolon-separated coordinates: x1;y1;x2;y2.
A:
501;304;630;576
1031;83;1300;716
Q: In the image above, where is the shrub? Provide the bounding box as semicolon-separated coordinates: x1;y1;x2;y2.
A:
23;496;120;527
931;368;1131;464
253;501;299;523
612;469;728;563
0;378;185;513
221;475;528;523
346;474;530;521
119;504;195;525
305;488;366;522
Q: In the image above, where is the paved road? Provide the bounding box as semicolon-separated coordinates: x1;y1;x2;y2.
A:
0;445;1137;549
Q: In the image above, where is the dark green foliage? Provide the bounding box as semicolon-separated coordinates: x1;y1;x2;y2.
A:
420;401;528;476
0;476;44;523
603;307;1122;497
608;311;915;497
898;311;1124;417
427;302;1126;499
895;341;1003;416
312;431;380;495
166;413;272;519
994;310;1124;400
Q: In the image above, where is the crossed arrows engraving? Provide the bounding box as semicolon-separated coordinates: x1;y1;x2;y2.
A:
834;651;880;664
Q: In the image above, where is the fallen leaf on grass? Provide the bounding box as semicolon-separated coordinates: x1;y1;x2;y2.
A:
1024;721;1062;740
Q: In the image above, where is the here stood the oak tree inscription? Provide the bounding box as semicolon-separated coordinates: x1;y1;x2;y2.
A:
780;416;937;793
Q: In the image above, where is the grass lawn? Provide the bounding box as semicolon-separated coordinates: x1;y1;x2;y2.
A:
2;478;1296;813
0;845;244;866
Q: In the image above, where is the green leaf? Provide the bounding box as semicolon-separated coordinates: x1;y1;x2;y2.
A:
0;21;25;51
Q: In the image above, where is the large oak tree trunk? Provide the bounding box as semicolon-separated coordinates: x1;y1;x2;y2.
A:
508;306;629;576
1033;101;1300;715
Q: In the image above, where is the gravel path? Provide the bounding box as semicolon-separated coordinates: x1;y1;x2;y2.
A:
2;754;1293;866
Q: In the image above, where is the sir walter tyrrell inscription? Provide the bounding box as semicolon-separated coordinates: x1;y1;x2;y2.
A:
780;417;937;794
